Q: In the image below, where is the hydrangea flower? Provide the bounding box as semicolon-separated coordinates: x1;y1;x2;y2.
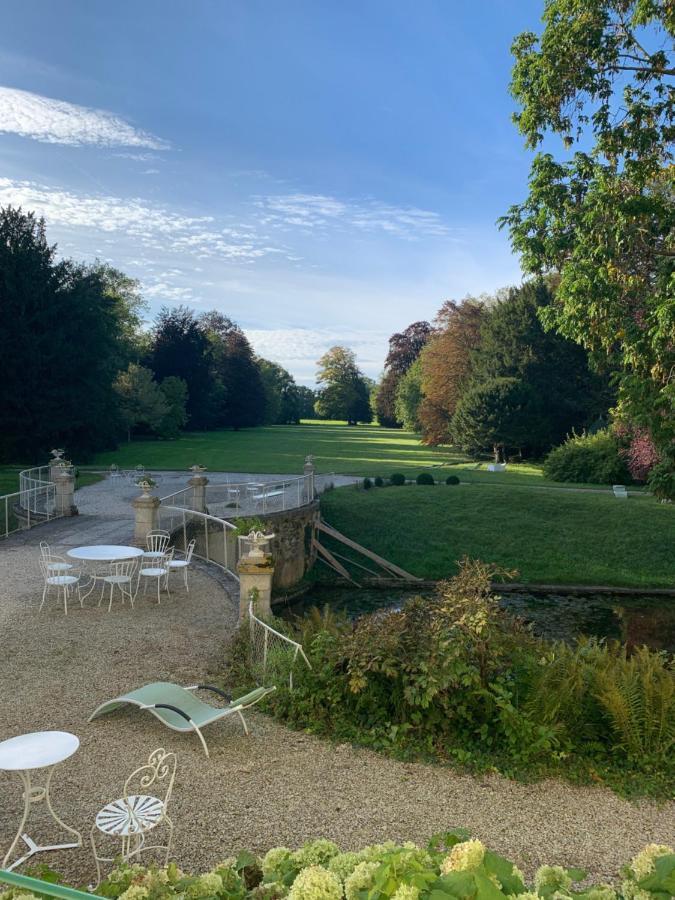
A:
629;843;673;881
620;882;652;900
185;872;224;898
250;882;288;900
440;840;486;874
533;865;572;895
119;886;150;900
292;840;340;869
583;886;617;900
344;861;380;900
391;885;420;900
288;866;342;900
263;847;294;877
328;851;362;881
513;893;540;900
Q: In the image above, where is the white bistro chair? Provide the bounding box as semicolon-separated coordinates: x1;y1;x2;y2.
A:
99;559;139;611
109;464;123;489
137;550;173;604
168;539;196;592
39;554;81;615
39;541;73;575
90;748;176;887
143;530;170;561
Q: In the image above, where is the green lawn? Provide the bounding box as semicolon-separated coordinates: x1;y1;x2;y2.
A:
319;483;675;588
88;421;560;484
0;466;102;495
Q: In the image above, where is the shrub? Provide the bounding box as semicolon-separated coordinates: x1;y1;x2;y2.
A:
446;475;460;485
543;430;630;484
15;838;674;900
374;476;384;487
416;472;435;485
647;458;675;501
390;472;406;486
363;477;373;490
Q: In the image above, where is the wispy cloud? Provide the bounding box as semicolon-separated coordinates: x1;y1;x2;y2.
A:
256;193;451;240
0;86;169;149
0;177;284;262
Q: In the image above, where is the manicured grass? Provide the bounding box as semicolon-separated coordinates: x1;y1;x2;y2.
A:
89;421;564;484
319;483;675;588
0;466;102;495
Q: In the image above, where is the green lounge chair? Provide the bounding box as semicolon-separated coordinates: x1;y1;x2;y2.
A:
89;681;276;757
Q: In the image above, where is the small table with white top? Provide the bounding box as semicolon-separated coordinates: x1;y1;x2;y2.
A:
0;731;83;871
67;545;144;601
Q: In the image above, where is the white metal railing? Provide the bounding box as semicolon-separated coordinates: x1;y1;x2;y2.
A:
0;464;75;539
157;505;240;581
160;474;313;518
248;600;312;690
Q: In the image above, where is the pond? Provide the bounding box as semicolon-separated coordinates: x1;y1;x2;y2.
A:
278;584;675;653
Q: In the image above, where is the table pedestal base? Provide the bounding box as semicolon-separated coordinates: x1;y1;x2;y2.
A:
2;766;82;871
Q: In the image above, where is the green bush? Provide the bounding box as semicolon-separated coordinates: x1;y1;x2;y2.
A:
647;458;675;501
374;476;384;487
18;838;674;900
226;559;674;796
446;475;460;485
543;430;630;484
416;472;435;485
363;477;373;490
390;472;406;486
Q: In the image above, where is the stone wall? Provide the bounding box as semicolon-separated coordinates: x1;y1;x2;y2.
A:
261;499;320;590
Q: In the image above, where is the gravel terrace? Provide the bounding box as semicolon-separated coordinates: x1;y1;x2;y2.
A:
0;488;673;887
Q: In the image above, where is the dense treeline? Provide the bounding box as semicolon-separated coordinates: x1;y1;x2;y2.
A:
374;280;613;461
0;207;317;462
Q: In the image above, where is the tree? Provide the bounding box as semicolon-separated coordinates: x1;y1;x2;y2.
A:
501;0;675;450
0;207;140;460
418;299;485;444
375;321;432;426
296;385;318;419
394;358;424;432
114;364;168;440
258;358;301;424
200;311;266;429
158;376;189;439
315;346;372;425
151;306;216;429
451;377;541;461
470;280;612;451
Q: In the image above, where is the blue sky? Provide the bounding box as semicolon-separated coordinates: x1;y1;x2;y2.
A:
0;0;543;384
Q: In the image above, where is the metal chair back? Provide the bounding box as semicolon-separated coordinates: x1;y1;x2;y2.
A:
145;531;170;554
123;748;177;811
184;539;196;564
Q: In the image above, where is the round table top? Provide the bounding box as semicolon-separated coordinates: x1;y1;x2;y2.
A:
0;731;79;770
67;545;144;562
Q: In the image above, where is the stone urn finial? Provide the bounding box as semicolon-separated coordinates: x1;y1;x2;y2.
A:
190;464;207;474
136;477;156;496
245;530;274;559
50;448;65;461
304;454;315;467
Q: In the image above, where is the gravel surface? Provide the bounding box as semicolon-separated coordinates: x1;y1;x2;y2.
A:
0;516;673;888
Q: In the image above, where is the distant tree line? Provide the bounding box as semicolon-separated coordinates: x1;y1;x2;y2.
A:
0;207;317;462
373;280;613;461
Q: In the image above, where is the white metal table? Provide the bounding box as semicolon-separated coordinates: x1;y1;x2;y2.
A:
67;545;144;601
0;731;83;871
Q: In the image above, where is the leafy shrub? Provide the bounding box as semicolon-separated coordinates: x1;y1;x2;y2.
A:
446;475;460;485
647;458;675;501
234;517;265;536
13;837;674;900
374;476;384;487
390;472;406;485
363;477;373;490
543;430;630;484
416;472;435;485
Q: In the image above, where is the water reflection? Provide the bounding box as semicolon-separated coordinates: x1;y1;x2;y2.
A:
282;586;675;653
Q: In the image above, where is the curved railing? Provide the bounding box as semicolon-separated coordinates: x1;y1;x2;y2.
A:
157;505;240;581
160;474;313;518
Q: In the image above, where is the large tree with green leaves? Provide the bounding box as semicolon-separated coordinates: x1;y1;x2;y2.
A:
501;0;674;451
0;207;142;461
258;358;301;424
375;321;432;427
315;346;372;425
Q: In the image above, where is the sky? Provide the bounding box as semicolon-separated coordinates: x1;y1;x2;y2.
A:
0;0;545;384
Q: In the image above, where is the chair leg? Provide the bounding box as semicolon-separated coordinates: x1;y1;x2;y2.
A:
40;582;48;611
89;826;103;890
163;814;174;863
108;583;114;613
156;577;161;605
184;567;189;592
237;709;249;735
62;584;68;616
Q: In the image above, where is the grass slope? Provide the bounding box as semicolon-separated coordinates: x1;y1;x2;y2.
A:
319;483;675;588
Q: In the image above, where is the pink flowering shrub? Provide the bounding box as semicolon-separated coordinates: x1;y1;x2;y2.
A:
618;427;660;483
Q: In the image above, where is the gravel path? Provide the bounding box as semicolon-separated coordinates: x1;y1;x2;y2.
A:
0;515;673;888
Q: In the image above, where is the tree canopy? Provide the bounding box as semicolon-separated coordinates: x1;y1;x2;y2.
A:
501;0;674;450
315;346;373;425
375;321;431;427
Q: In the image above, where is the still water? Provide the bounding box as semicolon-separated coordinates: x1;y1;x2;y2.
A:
280;586;675;653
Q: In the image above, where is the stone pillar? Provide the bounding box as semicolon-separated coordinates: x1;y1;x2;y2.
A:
303;454;316;502
188;474;209;513
53;470;77;516
237;531;275;621
132;492;161;544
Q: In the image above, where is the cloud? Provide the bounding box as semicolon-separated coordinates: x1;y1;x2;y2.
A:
256;192;451;240
0;177;284;263
0;86;169;149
